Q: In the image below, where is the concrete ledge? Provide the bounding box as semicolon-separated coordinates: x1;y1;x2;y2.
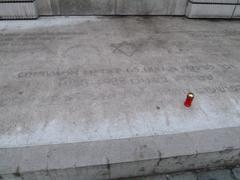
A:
1;127;240;179
186;0;240;19
186;2;237;18
0;0;38;19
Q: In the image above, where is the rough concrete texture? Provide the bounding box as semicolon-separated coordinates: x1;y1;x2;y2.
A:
186;0;240;19
0;17;240;179
1;0;240;17
186;3;237;18
115;0;187;15
0;1;38;19
36;0;54;15
197;169;236;180
35;0;188;15
59;0;115;15
126;168;240;180
189;0;238;3
234;5;240;18
35;0;61;15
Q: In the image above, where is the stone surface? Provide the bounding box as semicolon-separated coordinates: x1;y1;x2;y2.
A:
186;0;240;19
2;0;240;17
0;1;38;19
34;0;188;15
189;0;238;3
186;3;236;18
169;172;197;180
116;0;187;15
3;0;240;17
129;172;197;180
197;169;235;180
124;168;239;180
36;0;53;15
59;0;115;15
233;5;240;18
0;16;240;179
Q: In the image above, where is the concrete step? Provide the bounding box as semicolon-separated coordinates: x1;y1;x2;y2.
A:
0;0;38;19
186;0;240;18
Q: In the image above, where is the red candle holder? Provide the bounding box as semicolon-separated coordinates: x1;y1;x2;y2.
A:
184;92;194;108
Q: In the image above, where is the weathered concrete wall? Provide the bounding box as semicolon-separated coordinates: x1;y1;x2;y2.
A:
29;0;240;17
59;0;115;15
36;0;188;15
186;0;240;18
1;0;240;18
0;0;38;19
114;0;187;15
36;0;55;15
234;5;240;18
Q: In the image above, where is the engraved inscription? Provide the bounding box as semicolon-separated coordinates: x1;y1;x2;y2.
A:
195;84;240;94
10;63;239;105
18;69;80;78
17;63;236;79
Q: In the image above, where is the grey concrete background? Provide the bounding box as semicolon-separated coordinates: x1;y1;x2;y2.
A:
36;0;188;15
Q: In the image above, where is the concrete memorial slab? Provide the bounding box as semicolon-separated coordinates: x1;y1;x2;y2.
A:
0;17;240;179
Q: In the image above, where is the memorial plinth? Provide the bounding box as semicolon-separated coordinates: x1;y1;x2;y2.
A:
0;17;240;179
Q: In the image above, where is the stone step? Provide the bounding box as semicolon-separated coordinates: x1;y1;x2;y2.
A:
186;0;240;18
0;0;38;19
